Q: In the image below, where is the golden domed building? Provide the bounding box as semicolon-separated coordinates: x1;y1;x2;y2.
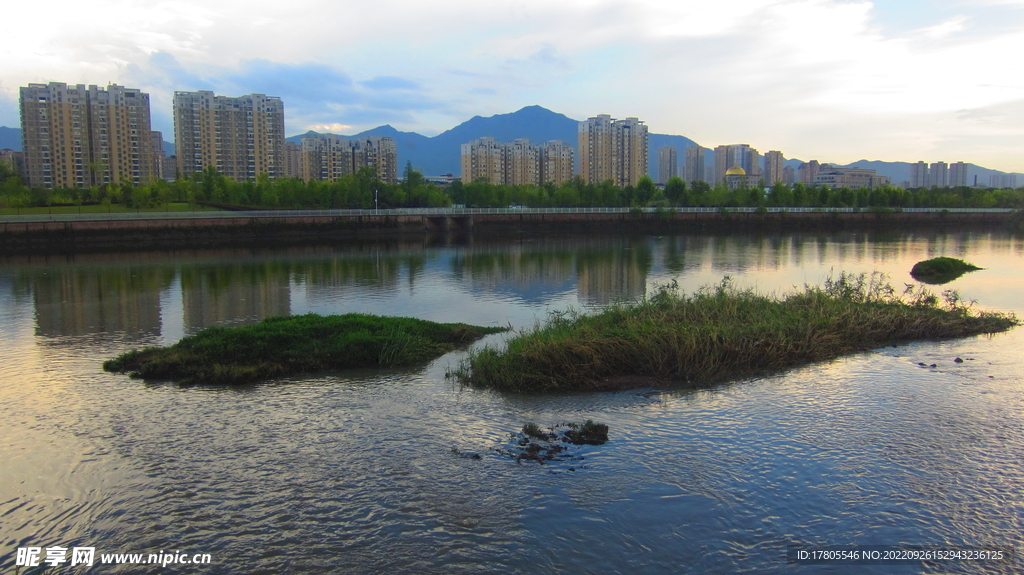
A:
724;164;753;190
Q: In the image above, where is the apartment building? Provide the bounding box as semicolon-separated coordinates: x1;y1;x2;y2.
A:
658;146;677;184
173;91;285;182
763;150;785;185
814;164;890;189
928;161;948;188
798;160;820;185
541;140;575;185
461;137;575;186
282;141;302;179
19;82;154;188
578;115;648;187
948;161;968;187
713;144;761;185
910;161;928;188
300;134;397;184
683;145;707;184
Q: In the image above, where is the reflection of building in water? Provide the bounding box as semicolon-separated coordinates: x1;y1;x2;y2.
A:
299;254;416;302
181;265;290;331
32;267;171;337
454;240;651;305
453;246;578;303
577;247;649;305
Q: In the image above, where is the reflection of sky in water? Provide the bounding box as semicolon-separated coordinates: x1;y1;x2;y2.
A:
2;232;1022;351
1;231;1023;574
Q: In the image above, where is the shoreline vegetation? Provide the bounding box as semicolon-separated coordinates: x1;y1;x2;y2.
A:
104;314;507;386
3;161;1023;215
450;273;1019;393
910;257;983;284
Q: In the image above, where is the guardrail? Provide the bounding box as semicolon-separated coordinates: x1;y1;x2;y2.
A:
0;206;1013;224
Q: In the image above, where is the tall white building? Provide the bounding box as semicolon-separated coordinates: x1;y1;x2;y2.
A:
910;161;928;188
948;162;968;187
928;161;948;188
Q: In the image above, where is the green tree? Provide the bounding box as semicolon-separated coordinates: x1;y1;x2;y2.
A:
636;175;656;205
664;176;686;206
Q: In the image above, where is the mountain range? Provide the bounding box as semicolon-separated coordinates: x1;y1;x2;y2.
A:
3;106;1021;184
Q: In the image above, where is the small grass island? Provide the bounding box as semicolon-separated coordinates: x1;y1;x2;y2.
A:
910;257;983;284
451;273;1019;393
104;313;507;385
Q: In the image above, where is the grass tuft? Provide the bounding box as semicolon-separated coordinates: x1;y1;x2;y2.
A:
451;272;1019;393
910;257;983;284
104;313;506;385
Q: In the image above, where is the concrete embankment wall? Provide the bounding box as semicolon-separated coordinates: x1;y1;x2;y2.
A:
0;210;1011;252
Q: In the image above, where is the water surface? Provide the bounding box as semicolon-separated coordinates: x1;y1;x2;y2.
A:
1;231;1022;573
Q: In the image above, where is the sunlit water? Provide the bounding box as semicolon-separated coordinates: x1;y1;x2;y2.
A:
1;231;1022;574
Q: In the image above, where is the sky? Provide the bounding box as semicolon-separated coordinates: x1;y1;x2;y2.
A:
2;0;1023;172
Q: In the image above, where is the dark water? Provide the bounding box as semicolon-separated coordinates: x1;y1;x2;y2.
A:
1;231;1022;574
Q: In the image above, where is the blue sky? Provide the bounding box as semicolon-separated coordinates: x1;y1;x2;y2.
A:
2;0;1023;171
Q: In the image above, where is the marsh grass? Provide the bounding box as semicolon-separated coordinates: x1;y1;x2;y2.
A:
104;313;506;386
452;272;1019;393
910;257;983;284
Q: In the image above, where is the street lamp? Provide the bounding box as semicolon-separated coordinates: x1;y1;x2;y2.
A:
374;189;378;214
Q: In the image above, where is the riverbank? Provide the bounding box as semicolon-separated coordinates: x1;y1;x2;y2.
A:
104;313;507;385
0;207;1013;253
452;273;1019;393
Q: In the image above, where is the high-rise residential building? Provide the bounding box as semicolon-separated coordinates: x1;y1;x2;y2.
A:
150;131;168;182
300;134;397;184
782;165;795;185
578;115;648;187
910;161;928;188
798;160;820;185
20;82;154;189
684;145;707;184
461;137;574;186
173;91;285;182
764;150;785;185
658;146;678;183
927;161;948;187
540;140;575;185
990;174;1019;188
355;136;398;185
713;144;760;185
0;149;25;175
461;137;507;185
283;141;302;179
507;138;540;186
948;161;968;187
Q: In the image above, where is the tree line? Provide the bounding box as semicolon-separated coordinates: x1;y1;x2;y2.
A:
1;162;1022;211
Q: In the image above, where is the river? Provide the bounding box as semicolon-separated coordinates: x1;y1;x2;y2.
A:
1;230;1022;574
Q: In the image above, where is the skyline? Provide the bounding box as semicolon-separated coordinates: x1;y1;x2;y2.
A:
2;0;1024;172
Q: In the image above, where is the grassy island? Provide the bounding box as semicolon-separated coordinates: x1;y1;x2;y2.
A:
451;273;1019;393
910;257;982;284
104;314;507;385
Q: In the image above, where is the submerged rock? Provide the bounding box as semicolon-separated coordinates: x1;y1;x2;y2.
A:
496;420;608;464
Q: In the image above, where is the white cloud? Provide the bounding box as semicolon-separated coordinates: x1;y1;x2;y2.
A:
307;123;354;133
2;0;1024;170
